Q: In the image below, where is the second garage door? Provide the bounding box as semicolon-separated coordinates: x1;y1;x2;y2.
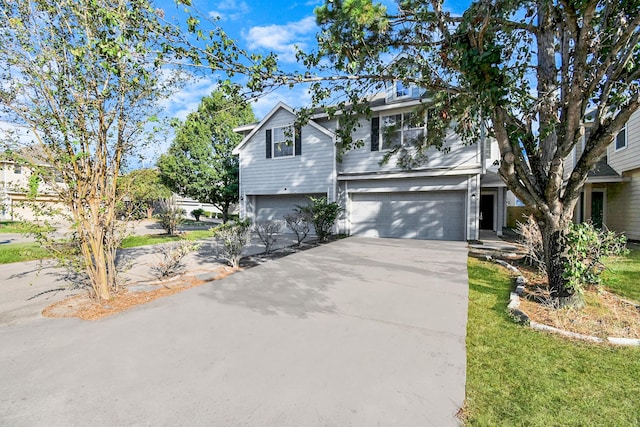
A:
350;191;466;240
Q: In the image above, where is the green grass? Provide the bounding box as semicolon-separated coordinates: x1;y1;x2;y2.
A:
0;220;52;234
602;245;640;302
119;229;215;248
0;229;217;263
465;257;640;426
0;242;50;264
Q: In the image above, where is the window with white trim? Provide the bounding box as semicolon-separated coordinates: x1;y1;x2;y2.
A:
380;112;425;150
13;165;21;174
272;125;294;158
615;124;627;151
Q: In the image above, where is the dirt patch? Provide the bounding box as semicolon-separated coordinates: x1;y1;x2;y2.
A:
43;266;236;321
515;263;640;339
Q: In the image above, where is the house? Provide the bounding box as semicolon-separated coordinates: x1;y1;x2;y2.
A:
566;109;640;241
233;86;508;241
0;158;67;221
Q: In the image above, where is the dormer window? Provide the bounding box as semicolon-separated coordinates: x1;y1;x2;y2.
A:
395;81;411;98
387;80;421;102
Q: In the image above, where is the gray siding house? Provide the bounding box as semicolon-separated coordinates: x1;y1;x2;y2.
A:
234;92;505;241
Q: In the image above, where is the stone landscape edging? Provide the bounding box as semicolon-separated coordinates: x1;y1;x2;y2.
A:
481;255;640;347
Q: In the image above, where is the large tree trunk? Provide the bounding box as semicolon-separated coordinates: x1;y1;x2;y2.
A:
537;212;583;308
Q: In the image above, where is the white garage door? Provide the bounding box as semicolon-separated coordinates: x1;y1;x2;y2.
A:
350;191;466;240
254;194;324;230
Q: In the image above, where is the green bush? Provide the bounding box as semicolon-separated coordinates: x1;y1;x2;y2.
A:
155;199;185;236
211;218;251;268
563;221;628;293
191;208;205;221
297;196;342;242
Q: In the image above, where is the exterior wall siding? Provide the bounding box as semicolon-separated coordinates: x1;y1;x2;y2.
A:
338;115;480;174
608;109;640;174
239;109;335;199
606;168;640;241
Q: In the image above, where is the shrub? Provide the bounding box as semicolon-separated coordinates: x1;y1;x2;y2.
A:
152;241;201;278
516;215;545;273
563;222;628;293
155;199;185;236
297;196;342;242
255;220;281;254
283;211;312;246
191;208;205;221
211;218;251;268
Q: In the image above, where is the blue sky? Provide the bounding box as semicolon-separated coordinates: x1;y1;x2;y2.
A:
155;0;472;122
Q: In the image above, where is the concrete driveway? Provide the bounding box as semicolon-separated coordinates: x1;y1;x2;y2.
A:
0;237;469;426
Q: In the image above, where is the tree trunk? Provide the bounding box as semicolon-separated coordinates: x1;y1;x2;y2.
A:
147;204;154;219
222;201;230;224
537;214;583;308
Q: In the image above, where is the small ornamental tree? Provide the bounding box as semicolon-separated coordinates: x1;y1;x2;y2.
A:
284;211;313;246
211;219;251;268
156;199;185;236
298;197;342;242
255;220;282;254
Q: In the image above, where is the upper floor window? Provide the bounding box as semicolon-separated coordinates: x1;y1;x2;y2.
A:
615;125;627;151
13;165;21;174
387;80;421;102
380;112;425;150
273;125;294;158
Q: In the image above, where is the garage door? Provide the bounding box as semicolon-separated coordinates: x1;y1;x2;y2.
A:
254;194;324;230
350;191;466;240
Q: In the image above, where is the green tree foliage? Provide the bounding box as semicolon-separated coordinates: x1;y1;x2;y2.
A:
118;169;172;219
299;0;640;305
297;196;342;242
0;0;276;300
158;90;255;223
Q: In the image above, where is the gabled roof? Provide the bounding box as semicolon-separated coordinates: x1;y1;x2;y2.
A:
232;102;335;155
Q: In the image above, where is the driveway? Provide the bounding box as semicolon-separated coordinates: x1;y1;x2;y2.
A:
0;237;469;426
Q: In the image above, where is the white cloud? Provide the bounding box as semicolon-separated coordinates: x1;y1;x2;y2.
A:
245;16;317;63
159;76;220;122
250;85;313;120
208;0;250;21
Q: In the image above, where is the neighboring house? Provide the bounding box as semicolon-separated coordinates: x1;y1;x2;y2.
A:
233;86;506;241
565;109;640;241
0;159;64;221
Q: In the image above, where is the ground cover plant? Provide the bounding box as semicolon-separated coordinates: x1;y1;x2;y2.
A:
464;257;640;426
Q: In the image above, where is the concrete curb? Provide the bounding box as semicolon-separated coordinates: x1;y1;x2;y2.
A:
485;257;640;347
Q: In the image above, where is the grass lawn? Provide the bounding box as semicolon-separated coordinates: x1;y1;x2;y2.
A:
0;220;52;234
0;229;217;264
602;244;640;302
0;242;50;264
465;257;640;426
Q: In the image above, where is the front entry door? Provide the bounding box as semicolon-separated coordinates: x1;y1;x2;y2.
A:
480;194;494;230
591;192;604;229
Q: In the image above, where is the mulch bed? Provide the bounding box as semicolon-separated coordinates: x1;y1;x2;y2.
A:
514;261;640;339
